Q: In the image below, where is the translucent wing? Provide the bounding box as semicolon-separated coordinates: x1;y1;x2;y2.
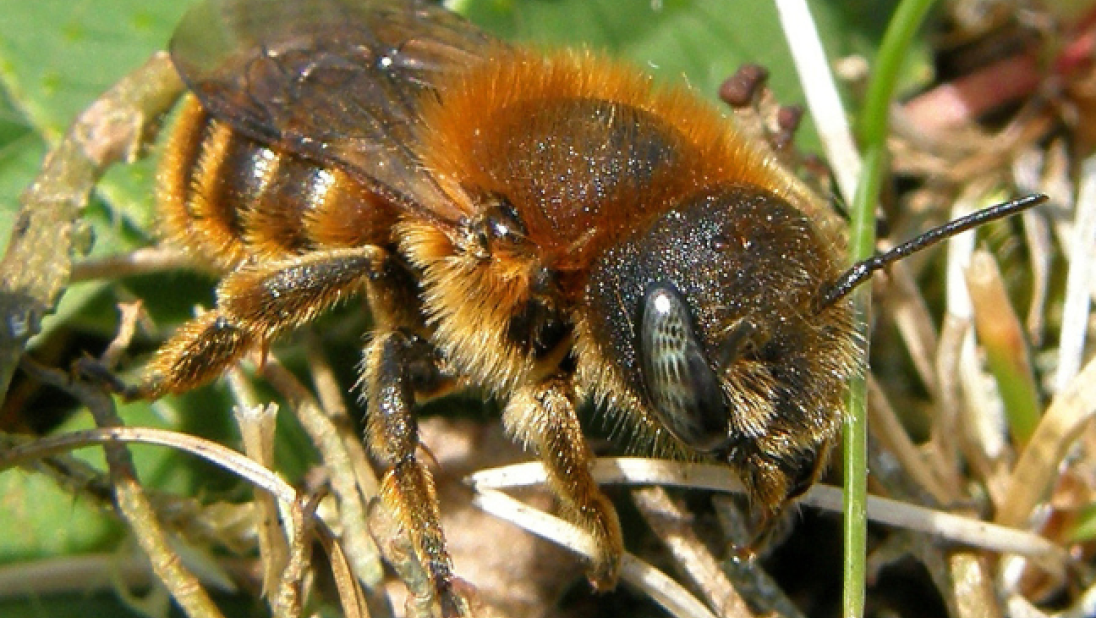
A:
170;0;500;222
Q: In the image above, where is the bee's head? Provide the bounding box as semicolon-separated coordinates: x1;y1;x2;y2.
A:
582;184;858;509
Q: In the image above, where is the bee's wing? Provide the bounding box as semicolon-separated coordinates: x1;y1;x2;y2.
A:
170;0;500;223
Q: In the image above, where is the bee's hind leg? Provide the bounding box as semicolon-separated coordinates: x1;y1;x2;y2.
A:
132;245;388;399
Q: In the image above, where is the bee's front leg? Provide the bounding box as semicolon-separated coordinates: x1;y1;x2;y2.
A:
504;377;624;590
361;329;467;616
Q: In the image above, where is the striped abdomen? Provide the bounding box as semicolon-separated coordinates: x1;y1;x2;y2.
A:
158;96;400;270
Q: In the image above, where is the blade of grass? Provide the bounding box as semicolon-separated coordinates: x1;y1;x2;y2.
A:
842;147;880;618
772;0;861;201
1055;154;1096;392
965;250;1041;445
848;0;938;616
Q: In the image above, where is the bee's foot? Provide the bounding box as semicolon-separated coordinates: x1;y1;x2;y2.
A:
72;356;154;401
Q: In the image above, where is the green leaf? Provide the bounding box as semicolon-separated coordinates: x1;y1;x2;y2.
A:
0;0;184;228
0;0;187;347
0;399;211;562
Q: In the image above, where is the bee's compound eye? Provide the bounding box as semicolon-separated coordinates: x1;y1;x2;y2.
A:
638;281;730;452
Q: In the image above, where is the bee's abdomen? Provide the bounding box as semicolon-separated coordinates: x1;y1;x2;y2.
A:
159;96;399;270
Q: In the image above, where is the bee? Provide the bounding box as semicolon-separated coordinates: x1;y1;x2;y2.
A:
101;0;1042;612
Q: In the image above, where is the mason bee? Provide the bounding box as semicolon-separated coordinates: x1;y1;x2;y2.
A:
85;0;1043;612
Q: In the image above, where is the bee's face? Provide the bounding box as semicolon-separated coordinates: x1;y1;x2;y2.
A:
583;184;858;509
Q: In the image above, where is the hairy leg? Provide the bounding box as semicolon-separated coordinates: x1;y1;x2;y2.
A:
361;329;467;616
134;246;388;399
504;377;624;589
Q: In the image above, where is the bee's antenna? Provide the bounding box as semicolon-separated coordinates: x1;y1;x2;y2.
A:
817;194;1048;311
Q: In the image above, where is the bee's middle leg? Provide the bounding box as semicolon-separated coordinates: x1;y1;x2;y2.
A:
361;329;467;616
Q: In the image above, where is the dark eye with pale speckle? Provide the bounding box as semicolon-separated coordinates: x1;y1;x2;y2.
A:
638;281;730;452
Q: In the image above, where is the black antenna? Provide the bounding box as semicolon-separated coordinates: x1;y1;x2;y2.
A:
817;194;1048;311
